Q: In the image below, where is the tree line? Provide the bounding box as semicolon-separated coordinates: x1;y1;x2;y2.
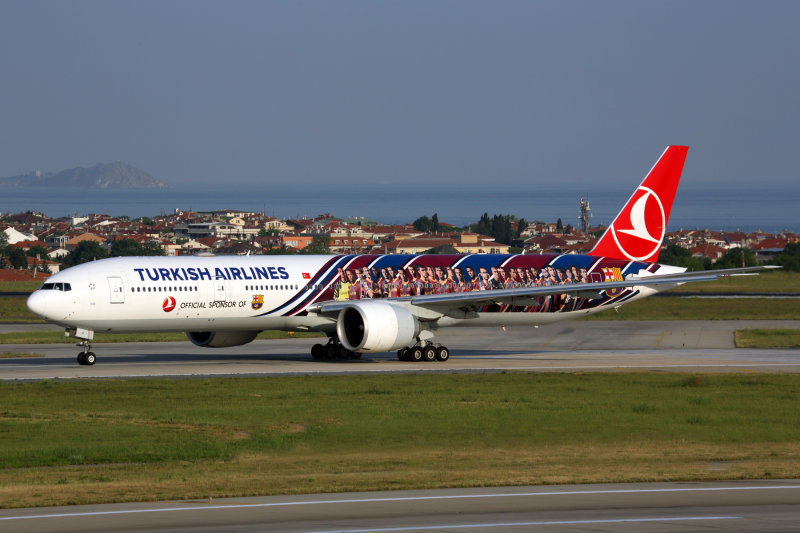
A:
0;235;165;271
413;212;528;246
657;243;800;272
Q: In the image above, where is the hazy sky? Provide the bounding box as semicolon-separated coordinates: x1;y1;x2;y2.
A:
1;1;798;190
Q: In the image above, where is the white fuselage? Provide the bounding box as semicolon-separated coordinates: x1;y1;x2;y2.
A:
26;254;669;337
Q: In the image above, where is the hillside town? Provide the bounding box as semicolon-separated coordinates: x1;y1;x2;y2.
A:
1;208;798;281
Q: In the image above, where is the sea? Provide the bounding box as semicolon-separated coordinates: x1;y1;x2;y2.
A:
1;184;798;233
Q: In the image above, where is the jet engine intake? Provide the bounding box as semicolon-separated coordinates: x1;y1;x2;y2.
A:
336;301;418;353
186;330;259;348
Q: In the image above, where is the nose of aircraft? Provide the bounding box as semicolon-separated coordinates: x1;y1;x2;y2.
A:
26;291;48;319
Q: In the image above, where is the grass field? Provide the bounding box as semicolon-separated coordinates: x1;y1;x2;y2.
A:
669;270;800;293
0;373;798;508
0;351;44;358
584;296;800;321
2;294;800;329
0;296;44;323
0;329;323;344
0;280;42;292
735;329;800;348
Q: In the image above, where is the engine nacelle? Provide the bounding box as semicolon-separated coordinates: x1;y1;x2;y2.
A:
336;301;418;353
186;330;259;348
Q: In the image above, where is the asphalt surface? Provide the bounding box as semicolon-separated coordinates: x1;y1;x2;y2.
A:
1;320;799;380
2;481;799;532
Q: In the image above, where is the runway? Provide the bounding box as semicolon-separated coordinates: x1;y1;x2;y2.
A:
1;320;799;380
2;480;799;532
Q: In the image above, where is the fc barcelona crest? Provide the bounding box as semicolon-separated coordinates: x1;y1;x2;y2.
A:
251;294;264;310
603;267;623;297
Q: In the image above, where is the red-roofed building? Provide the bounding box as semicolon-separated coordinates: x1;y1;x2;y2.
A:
524;235;567;254
11;240;47;250
26;256;61;274
689;244;727;262
329;236;376;253
750;238;787;262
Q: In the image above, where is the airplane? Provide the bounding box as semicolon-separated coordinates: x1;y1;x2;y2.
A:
26;146;777;365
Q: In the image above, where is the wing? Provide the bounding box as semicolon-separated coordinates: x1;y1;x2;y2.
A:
307;265;780;320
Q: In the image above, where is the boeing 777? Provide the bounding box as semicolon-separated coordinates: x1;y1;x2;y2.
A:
26;146;777;365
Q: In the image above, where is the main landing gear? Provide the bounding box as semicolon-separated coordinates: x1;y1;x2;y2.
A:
308;337;450;363
77;340;96;366
397;343;450;362
310;337;363;361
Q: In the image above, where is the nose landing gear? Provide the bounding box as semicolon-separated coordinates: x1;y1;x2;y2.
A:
77;340;96;366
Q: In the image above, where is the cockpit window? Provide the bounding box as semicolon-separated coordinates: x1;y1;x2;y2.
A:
39;282;71;292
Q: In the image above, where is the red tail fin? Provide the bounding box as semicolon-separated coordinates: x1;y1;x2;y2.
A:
589;146;688;262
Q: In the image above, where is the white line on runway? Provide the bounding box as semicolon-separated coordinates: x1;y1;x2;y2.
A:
4;362;800;381
2;485;798;522
305;516;741;533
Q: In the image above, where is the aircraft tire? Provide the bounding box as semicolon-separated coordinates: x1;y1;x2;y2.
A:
84;352;96;365
311;344;325;359
397;348;408;361
325;344;337;359
409;347;423;362
435;346;450;362
337;345;351;360
422;346;437;362
77;353;85;365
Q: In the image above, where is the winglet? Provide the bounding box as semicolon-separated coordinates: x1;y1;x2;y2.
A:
589;146;688;262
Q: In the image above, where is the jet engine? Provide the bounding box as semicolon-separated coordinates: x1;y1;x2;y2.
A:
336;301;418;353
186;330;260;348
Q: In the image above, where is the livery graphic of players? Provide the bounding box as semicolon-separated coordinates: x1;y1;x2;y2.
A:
326;254;633;314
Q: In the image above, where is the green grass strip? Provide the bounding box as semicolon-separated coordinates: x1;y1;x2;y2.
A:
0;280;42;292
0;330;323;344
735;329;800;348
585;296;800;320
1;373;799;508
668;270;800;293
3;293;800;329
0;296;44;323
0;351;45;358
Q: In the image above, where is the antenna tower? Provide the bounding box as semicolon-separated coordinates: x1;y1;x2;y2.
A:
579;197;592;234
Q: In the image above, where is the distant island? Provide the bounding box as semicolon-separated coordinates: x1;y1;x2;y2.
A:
0;162;170;189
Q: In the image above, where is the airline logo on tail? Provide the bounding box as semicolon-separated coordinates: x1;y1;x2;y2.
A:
590;146;688;263
611;185;665;261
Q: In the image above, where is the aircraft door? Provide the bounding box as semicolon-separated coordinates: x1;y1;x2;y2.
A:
108;276;125;304
214;277;228;301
